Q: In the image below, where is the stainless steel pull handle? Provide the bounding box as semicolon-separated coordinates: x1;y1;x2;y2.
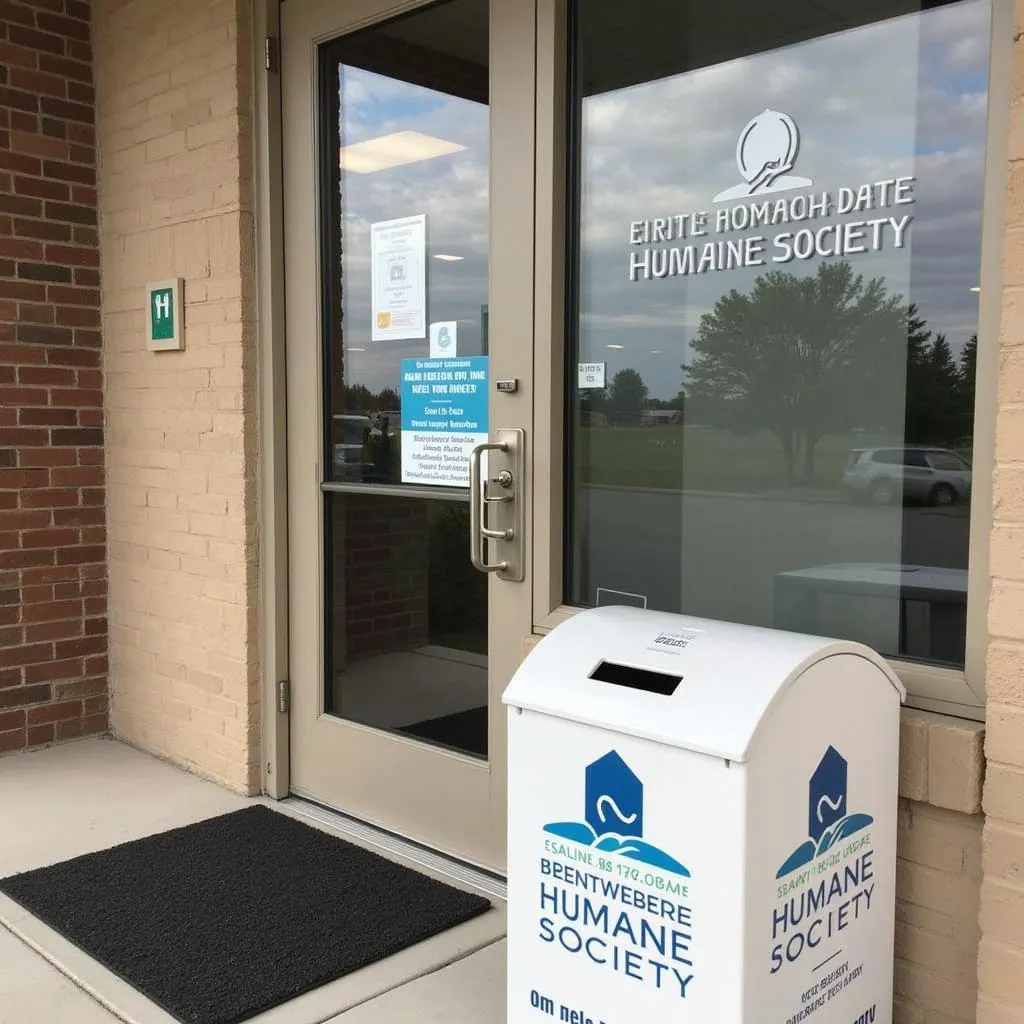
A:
468;429;525;582
470;441;510;573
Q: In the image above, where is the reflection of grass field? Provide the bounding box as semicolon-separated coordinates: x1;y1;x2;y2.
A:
577;427;901;492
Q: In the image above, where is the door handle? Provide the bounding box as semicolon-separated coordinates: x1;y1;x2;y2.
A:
469;428;524;582
470;441;510;574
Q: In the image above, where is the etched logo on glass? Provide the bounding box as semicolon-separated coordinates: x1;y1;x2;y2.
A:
713;109;813;204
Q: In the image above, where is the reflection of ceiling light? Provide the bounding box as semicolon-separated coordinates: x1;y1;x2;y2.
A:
651;350;663;354
339;130;467;174
348;347;366;352
433;254;465;262
970;286;981;293
607;344;625;349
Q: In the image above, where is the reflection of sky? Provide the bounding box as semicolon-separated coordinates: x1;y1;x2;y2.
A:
577;0;991;398
336;67;489;397
332;1;990;402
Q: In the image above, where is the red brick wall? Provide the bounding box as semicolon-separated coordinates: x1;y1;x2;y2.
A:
0;0;105;755
337;495;429;663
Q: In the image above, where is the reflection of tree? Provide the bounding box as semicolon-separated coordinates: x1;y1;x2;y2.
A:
378;387;400;410
342;383;400;413
427;502;486;654
684;261;974;484
606;368;648;425
958;335;977;439
905;319;961;447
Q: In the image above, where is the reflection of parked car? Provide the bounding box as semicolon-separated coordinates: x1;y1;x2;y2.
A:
332;414;374;480
842;446;972;506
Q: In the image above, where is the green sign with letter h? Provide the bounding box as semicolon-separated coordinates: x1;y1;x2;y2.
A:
150;287;174;341
146;278;183;351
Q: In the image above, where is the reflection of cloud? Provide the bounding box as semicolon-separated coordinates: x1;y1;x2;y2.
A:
949;35;987;68
766;62;815;95
336;66;489;393
581;310;704;331
334;2;991;401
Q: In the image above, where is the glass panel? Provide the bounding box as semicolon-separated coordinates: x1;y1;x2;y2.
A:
321;0;490;488
326;492;488;758
320;0;490;759
566;0;990;669
927;451;970;471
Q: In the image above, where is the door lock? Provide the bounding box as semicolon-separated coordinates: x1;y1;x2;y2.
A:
496;469;514;489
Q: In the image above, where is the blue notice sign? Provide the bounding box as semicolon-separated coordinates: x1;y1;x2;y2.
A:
400;356;489;487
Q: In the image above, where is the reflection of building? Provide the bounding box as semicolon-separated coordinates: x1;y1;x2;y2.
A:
774;563;968;666
640;410;681;426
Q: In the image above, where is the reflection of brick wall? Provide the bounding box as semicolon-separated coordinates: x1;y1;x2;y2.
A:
0;0;106;756
336;495;429;662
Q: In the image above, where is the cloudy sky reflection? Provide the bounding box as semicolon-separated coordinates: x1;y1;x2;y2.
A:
329;0;991;404
333;64;489;398
576;0;991;398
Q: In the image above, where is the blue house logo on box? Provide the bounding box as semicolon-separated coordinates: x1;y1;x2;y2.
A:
776;746;874;879
543;751;689;878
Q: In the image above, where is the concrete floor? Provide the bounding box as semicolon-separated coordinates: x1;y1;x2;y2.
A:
0;737;506;1024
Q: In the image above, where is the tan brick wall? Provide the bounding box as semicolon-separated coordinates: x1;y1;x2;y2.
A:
93;0;259;794
979;5;1024;1021
898;711;984;1023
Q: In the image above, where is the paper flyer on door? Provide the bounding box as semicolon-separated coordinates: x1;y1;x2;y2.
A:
400;356;488;487
370;214;427;341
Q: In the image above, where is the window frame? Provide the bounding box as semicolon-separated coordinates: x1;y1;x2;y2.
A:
529;0;1013;721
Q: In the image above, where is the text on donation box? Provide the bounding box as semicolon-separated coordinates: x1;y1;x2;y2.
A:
768;745;886;1024
511;742;888;1024
517;746;697;1024
400;356;488;487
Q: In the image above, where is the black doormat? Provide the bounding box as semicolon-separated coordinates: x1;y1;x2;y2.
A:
0;805;490;1024
398;706;487;757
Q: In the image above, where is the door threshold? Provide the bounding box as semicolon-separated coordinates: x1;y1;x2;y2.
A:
283;796;508;902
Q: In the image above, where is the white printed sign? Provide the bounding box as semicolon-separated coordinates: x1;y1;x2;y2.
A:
647;629;702;654
371;214;427;341
578;362;607;389
430;320;458;358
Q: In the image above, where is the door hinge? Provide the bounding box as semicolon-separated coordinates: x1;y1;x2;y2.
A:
277;679;290;714
264;35;279;73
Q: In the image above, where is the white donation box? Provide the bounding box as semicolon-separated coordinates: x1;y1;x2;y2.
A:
503;606;905;1024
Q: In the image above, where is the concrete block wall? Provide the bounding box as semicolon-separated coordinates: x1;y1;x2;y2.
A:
0;0;106;755
92;0;260;794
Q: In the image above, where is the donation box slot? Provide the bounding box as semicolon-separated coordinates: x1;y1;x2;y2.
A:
588;660;683;696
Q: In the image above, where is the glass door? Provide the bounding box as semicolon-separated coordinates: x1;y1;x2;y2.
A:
282;0;536;870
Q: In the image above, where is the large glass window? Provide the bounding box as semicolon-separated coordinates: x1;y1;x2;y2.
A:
566;0;991;669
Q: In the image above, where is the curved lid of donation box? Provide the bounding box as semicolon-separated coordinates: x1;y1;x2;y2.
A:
502;606;905;763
